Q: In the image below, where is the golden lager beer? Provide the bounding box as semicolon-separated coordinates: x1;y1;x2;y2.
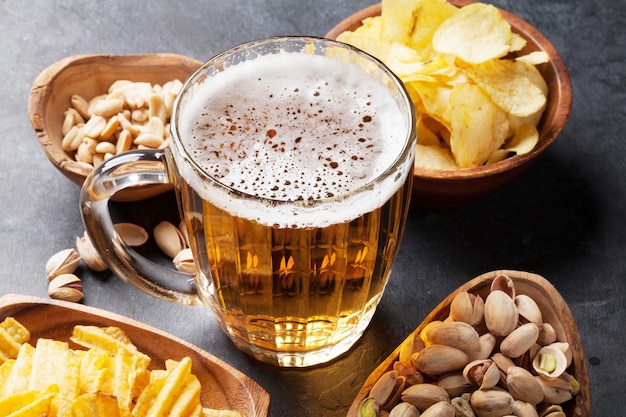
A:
171;38;416;366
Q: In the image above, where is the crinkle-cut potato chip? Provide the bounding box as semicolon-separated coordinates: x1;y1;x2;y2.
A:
460;59;547;117
0;318;243;417
449;83;509;168
335;0;550;170
432;3;518;64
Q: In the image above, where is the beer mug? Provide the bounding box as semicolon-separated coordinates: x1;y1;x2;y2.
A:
81;36;416;367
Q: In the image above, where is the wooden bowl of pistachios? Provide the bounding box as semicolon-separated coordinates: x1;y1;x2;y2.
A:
28;53;202;201
348;270;590;417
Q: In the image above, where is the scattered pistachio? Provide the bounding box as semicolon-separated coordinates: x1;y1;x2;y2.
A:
45;248;81;280
48;273;84;302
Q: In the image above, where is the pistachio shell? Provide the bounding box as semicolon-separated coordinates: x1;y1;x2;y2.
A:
114;222;148;246
484;290;518;337
438;372;474;397
463;359;500;390
512;400;539;417
48;273;83;302
371;371;406;411
515;294;542;325
45;248;81;279
537;323;557;346
413;345;470;376
532;345;568;378
154;220;187;258
393;361;424;386
76;232;108;272
399;333;425;364
506;366;544;404
470;388;514;417
389;402;420;417
537;405;564;417
490;274;516;298
451;397;477;417
500;323;540;358
468;332;497;361
420;401;455;417
173;248;196;274
401;383;450;412
534;376;572;404
450;291;484;325
358;397;379;417
420;321;480;353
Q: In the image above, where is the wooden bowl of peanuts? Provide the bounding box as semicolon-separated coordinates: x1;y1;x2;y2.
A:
29;53;203;201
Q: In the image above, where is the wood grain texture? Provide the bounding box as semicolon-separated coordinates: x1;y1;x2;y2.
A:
346;270;590;417
326;1;572;209
28;53;202;201
0;294;270;417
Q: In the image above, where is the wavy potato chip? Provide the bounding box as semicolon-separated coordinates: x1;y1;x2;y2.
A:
461;59;547;117
449;83;509;168
432;3;516;63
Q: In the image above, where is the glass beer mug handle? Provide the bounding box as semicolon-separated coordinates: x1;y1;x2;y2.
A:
80;148;202;306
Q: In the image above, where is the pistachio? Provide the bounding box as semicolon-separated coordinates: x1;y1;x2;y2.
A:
421;321;480;353
178;220;190;247
173;248;196;274
393;361;424;386
413;345;470;376
438;372;474;397
463;359;500;390
512;400;539;417
154;221;187;258
537;405;565;417
359;398;379;417
537;323;557;346
484;290;518;337
420;401;455;417
371;371;406;411
515;294;542;325
450;291;484;325
489;274;516;298
114;223;149;247
76;232;108;272
45;248;81;280
490;352;515;374
470;388;514;417
500;323;540;358
468;332;496;361
48;273;83;302
451;396;477;417
389;402;421;417
505;366;544;405
534;376;572;404
401;383;450;412
532;344;568;378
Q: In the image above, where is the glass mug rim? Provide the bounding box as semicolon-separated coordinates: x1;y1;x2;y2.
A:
170;35;416;208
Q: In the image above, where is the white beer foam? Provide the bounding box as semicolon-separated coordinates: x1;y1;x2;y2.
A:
176;52;411;228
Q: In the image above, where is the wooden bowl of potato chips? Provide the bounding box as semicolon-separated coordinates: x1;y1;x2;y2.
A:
29;53;202;201
327;0;571;209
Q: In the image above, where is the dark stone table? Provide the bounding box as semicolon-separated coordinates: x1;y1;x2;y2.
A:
0;1;622;415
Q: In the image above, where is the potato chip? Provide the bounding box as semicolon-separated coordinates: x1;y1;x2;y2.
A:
414;144;457;169
2;344;35;399
505;124;540;156
448;83;509;168
71;392;122;417
381;0;423;43
71;325;151;370
407;0;458;54
461;59;547;117
0;390;54;417
432;3;515;64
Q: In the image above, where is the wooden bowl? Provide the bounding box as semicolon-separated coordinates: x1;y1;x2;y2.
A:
326;1;572;209
346;270;590;417
28;53;202;201
0;294;270;417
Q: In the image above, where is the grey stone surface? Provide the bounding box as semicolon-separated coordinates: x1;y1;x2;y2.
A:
0;0;623;415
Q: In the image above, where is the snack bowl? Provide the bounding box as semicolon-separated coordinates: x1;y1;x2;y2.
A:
28;53;202;201
326;0;572;209
346;270;590;417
